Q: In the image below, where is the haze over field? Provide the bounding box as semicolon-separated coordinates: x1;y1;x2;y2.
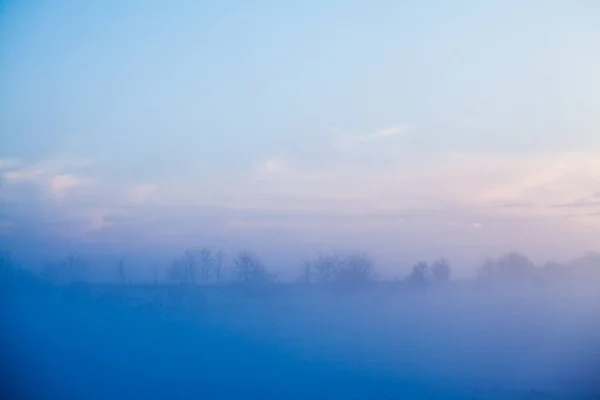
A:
2;251;600;399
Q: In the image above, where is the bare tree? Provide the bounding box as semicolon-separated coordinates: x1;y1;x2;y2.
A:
198;248;213;285
168;249;205;285
232;251;272;285
183;250;198;285
305;251;374;289
312;252;340;284
334;252;374;288
167;258;189;285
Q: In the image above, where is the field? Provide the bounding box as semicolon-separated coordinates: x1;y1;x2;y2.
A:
3;272;600;399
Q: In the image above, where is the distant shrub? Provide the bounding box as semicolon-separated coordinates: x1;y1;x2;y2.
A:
478;252;537;284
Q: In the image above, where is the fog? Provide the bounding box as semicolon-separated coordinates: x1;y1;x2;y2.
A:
3;0;600;398
2;251;600;399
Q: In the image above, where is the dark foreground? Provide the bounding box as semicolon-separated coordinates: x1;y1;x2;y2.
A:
2;273;599;399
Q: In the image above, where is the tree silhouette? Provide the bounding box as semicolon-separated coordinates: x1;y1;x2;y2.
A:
305;251;375;290
168;249;203;285
312;252;340;284
431;258;451;284
182;250;198;285
232;251;272;285
167;258;188;285
198;248;213;285
407;261;429;288
334;252;374;289
214;250;224;283
479;252;537;283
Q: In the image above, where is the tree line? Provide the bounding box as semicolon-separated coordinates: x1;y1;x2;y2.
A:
2;248;599;290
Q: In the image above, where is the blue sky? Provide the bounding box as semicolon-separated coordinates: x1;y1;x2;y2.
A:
1;0;600;274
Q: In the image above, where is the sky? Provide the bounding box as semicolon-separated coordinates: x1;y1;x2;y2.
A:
1;0;600;275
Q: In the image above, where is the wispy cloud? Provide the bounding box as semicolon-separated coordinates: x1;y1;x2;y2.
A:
332;125;407;148
500;202;535;209
370;125;406;139
0;157;161;234
0;158;20;171
3;151;600;261
50;174;87;198
126;184;158;204
1;159;91;200
552;199;600;209
255;155;288;178
3;166;47;183
69;207;130;232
